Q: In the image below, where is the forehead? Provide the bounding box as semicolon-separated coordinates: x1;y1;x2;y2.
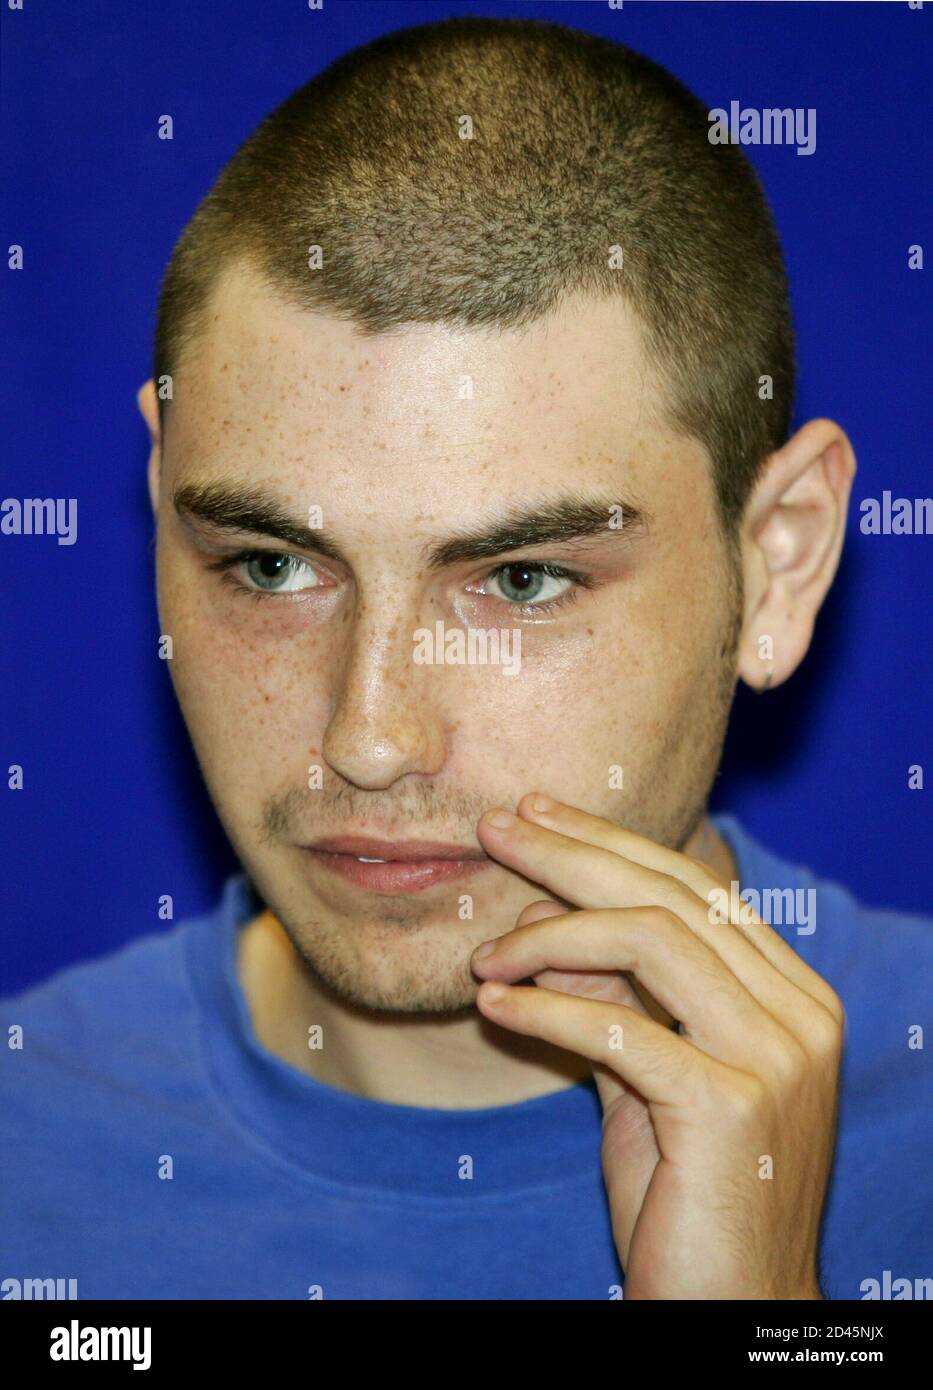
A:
164;260;709;516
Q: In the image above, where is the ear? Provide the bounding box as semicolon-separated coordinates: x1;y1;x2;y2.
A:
736;418;857;692
137;380;162;518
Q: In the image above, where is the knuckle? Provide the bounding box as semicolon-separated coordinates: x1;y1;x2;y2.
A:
732;1074;767;1123
804;1003;845;1058
634;904;680;940
710;1070;766;1125
765;1034;809;1086
819;987;846;1028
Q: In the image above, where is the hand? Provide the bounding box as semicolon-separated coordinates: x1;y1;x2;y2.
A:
471;794;844;1300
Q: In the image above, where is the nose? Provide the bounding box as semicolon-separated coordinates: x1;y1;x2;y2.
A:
321;600;448;790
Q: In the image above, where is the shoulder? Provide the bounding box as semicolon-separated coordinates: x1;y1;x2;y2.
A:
0;894;228;1112
811;880;933;1001
714;812;933;979
714;812;932;1058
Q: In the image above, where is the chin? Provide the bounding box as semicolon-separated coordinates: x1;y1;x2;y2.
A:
289;921;485;1017
318;959;481;1017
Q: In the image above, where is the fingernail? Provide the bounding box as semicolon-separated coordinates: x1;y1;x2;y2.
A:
530;794;554;815
473;940;497;960
484;809;515;830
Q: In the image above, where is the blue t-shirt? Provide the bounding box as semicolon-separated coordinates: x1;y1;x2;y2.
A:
2;813;930;1300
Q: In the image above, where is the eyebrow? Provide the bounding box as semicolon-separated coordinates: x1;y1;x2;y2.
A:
172;479;652;571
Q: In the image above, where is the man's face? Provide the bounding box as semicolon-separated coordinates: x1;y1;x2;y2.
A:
151;261;741;1013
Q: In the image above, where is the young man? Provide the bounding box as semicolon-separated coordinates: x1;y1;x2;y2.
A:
3;17;930;1301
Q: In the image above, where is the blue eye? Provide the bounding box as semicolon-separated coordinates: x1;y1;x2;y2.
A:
482;561;592;613
244;554;316;592
207;550;320;594
488;562;574;605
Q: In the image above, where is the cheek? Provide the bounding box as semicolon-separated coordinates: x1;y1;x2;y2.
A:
468;572;724;798
439;629;629;798
157;562;333;785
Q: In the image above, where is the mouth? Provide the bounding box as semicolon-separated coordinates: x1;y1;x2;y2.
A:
301;836;492;895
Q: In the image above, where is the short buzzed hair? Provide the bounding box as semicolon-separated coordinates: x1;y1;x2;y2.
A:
153;15;794;537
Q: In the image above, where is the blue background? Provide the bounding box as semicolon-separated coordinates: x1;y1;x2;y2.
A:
2;1;930;992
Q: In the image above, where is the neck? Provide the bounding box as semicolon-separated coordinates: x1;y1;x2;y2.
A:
237;812;738;1110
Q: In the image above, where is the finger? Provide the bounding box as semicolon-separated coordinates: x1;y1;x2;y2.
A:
473;906;791;1070
512;901;676;1030
535;963;654;1113
514;794;841;1017
479;808;800;1025
478;806;704;915
501;899;668;1078
475;982;725;1107
482;801;841;1045
515;899;567;928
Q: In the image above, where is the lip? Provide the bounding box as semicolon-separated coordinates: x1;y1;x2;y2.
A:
302;836;491;894
309;836;489;861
